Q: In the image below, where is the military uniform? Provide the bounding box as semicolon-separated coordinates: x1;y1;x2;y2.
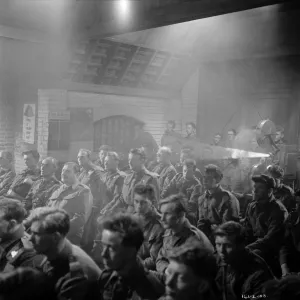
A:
5;167;40;199
24;177;61;211
153;163;177;192
273;183;295;212
145;158;159;172
197;186;240;239
48;183;93;246
0;168;16;196
121;168;160;212
0;232;45;273
156;219;213;274
98;257;164;300
135;211;164;271
175;164;203;183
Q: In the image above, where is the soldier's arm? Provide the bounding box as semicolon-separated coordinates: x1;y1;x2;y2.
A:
0;172;16;196
188;184;202;222
150;177;160;207
161;176;177;199
166;167;177;184
143;224;164;270
221;194;240;223
155;245;169;274
247;208;286;255
102;176;124;213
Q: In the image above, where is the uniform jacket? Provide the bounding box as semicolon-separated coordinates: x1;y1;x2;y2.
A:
48;183;93;245
273;183;295;212
244;197;288;256
156;219;213;274
39;239;101;300
0;168;16;196
121;168;160;209
135;211;164;270
175;164;203;183
215;249;274;300
7;167;40;199
153;163;177;192
0;231;45;273
24;176;61;210
98;257;164;300
145;158;158;173
78;166;108;209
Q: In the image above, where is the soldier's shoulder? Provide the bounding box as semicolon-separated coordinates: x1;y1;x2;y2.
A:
144;169;159;179
281;184;294;194
77;183;91;193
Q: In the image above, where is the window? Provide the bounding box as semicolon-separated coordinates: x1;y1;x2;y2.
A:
48;120;70;150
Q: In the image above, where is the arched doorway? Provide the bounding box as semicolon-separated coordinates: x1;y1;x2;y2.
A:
94;115;142;166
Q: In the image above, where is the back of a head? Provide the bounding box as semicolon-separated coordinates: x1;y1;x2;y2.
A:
214;221;245;245
27;207;70;236
0;199;26;224
99;213;144;250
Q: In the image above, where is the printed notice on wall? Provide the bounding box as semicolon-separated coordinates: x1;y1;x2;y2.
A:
23;104;36;144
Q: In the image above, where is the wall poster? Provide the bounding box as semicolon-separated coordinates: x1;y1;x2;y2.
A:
23;104;36;144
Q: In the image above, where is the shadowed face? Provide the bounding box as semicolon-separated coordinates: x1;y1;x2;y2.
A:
215;235;239;264
133;193;152;215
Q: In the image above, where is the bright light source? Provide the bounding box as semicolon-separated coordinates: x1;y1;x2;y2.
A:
119;0;130;17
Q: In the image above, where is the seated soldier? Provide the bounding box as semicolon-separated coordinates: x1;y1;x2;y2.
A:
95;145;112;171
0;151;16;197
47;162;93;246
156;194;213;275
5;150;40;201
24;157;61;211
215;221;274;299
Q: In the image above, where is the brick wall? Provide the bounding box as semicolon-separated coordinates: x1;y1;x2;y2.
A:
0;99;14;151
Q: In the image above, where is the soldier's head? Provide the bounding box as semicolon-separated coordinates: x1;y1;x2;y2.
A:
186;122;196;136
180;148;193;165
182;159;196;180
104;151;120;171
77;149;92;168
41;157;58;178
22;150;40;170
61;162;80;186
203;164;223;190
157;146;172;164
227;129;237;141
275;125;284;142
28;207;70;255
0;151;13;169
128;148;146;172
214;221;246;265
167;120;176;132
165;238;217;300
133;184;156;216
0;199;26;240
98;145;112;165
266;164;284;185
159;194;186;230
213;133;222;145
252;174;275;204
99;213;144;271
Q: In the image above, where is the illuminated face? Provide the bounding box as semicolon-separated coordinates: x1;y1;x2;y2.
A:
41;158;56;177
99;150;108;165
133;193;152;215
61;165;76;186
104;155;118;171
214;135;221;145
23;153;38;169
182;165;194;179
128;153;143;171
157;150;169;164
215;235;238;264
186;124;194;135
275;131;283;142
160;203;180;230
77;151;89;167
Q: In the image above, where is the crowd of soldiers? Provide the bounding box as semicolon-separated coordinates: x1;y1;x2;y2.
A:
0;121;299;300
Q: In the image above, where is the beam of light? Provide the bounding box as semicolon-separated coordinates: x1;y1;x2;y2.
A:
229;148;270;159
118;0;130;19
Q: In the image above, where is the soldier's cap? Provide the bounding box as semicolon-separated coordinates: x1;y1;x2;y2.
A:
252;174;275;189
266;164;284;179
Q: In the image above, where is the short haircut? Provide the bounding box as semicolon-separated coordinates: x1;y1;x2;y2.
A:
205;164;223;181
63;162;80;174
0;151;13;163
182;158;196;170
129;148;146;161
276;125;284;133
133;184;156;204
100;213;144;250
169;237;217;280
186;122;196;130
214;221;246;244
22;150;40;162
158;146;172;156
167;120;176;128
78;149;92;159
106;151;120;162
159;194;187;215
43;157;58;170
228;129;237;135
99;145;113;152
27;207;70;236
0;199;27;224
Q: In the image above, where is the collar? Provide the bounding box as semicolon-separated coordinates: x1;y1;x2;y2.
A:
47;239;72;264
169;218;191;236
63;182;79;190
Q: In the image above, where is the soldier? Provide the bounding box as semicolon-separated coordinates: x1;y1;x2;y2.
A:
161;159;202;225
100;152;125;215
0;151;16;197
5;150;40;201
27;207;101;299
266;164;295;212
133;184;164;270
47;162;93;246
197;164;240;241
121;148;159;213
95;145;113;171
0;199;44;273
97;213;164;300
156;194;213;275
153;146;177;192
244;174;288;277
215;221;274;299
211;133;222;146
24;157;61;211
142;143;159;172
159;238;218;300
